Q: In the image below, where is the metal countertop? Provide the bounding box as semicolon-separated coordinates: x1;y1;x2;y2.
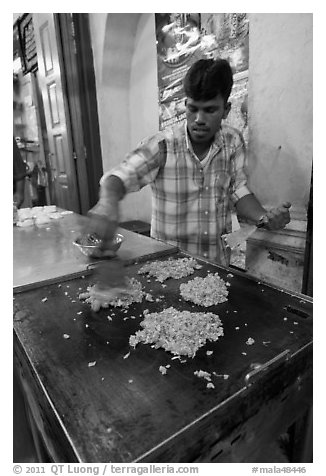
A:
13;211;175;289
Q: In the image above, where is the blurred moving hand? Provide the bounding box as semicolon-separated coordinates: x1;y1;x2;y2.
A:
84;199;119;251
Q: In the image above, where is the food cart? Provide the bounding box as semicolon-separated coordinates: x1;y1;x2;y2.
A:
13;211;312;463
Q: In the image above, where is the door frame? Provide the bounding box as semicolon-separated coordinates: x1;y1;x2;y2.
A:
56;13;103;214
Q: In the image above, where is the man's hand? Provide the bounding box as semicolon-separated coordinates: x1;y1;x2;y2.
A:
84;199;119;251
264;202;291;230
83;174;126;250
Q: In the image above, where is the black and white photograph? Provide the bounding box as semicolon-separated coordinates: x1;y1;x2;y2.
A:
10;7;316;474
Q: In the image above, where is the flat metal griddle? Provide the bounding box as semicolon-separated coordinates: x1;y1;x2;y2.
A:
13;251;312;462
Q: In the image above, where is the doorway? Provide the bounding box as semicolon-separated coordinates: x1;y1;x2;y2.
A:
13;13;103;214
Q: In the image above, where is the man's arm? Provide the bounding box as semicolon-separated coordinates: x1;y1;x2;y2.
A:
235;194;291;230
235;193;266;223
86;175;126;249
100;174;126;202
84;134;166;249
229;131;291;231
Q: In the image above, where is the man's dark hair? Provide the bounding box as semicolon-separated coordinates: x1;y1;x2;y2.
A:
183;58;234;103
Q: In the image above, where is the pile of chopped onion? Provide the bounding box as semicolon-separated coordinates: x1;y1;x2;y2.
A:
180;273;229;307
79;277;144;311
138;257;202;282
129;306;224;358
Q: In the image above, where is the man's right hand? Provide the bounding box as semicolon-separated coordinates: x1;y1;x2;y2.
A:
82;175;125;251
84;199;119;251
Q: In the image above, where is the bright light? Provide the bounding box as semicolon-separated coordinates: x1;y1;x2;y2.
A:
13;57;22;74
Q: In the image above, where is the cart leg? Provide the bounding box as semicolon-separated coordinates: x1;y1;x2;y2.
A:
288;406;313;462
13;367;38;463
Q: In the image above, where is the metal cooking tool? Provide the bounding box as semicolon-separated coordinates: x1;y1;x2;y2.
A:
223;202;292;250
94;257;129;291
222;222;265;250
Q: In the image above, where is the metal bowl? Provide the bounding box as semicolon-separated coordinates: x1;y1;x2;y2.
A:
73;233;124;258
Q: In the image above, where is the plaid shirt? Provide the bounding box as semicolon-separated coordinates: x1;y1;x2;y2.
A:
103;121;251;266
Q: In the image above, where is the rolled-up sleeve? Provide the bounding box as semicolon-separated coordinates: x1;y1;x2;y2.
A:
229;132;252;204
100;134;166;193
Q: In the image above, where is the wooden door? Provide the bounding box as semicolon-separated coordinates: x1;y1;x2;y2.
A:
33;13;80;212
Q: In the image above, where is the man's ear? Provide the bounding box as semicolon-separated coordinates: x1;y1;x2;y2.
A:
223;101;231;119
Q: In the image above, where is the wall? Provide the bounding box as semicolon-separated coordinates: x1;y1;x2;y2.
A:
89;13;158;223
247;13;313;217
89;13;312;224
125;14;159;221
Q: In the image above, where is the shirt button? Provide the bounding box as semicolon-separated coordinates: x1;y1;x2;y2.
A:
205;211;208;215
204;231;208;235
205;186;209;190
203;253;208;257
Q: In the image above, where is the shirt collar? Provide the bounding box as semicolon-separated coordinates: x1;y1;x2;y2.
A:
184;121;224;153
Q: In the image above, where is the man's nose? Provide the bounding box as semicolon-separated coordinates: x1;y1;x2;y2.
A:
195;110;206;123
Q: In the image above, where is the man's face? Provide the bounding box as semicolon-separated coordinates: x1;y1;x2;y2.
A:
185;94;231;145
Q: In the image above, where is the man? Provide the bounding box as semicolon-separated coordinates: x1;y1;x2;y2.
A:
13;137;27;208
86;58;290;266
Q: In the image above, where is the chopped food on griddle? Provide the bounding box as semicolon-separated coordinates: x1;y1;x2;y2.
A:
159;366;168;375
212;372;230;379
159;364;171;375
138;257;202;282
194;370;212;381
145;293;154;301
246;337;255;345
129;306;224;358
79;277;144;311
180;273;229;307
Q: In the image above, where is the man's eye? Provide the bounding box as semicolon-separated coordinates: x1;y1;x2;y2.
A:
187;106;197;113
